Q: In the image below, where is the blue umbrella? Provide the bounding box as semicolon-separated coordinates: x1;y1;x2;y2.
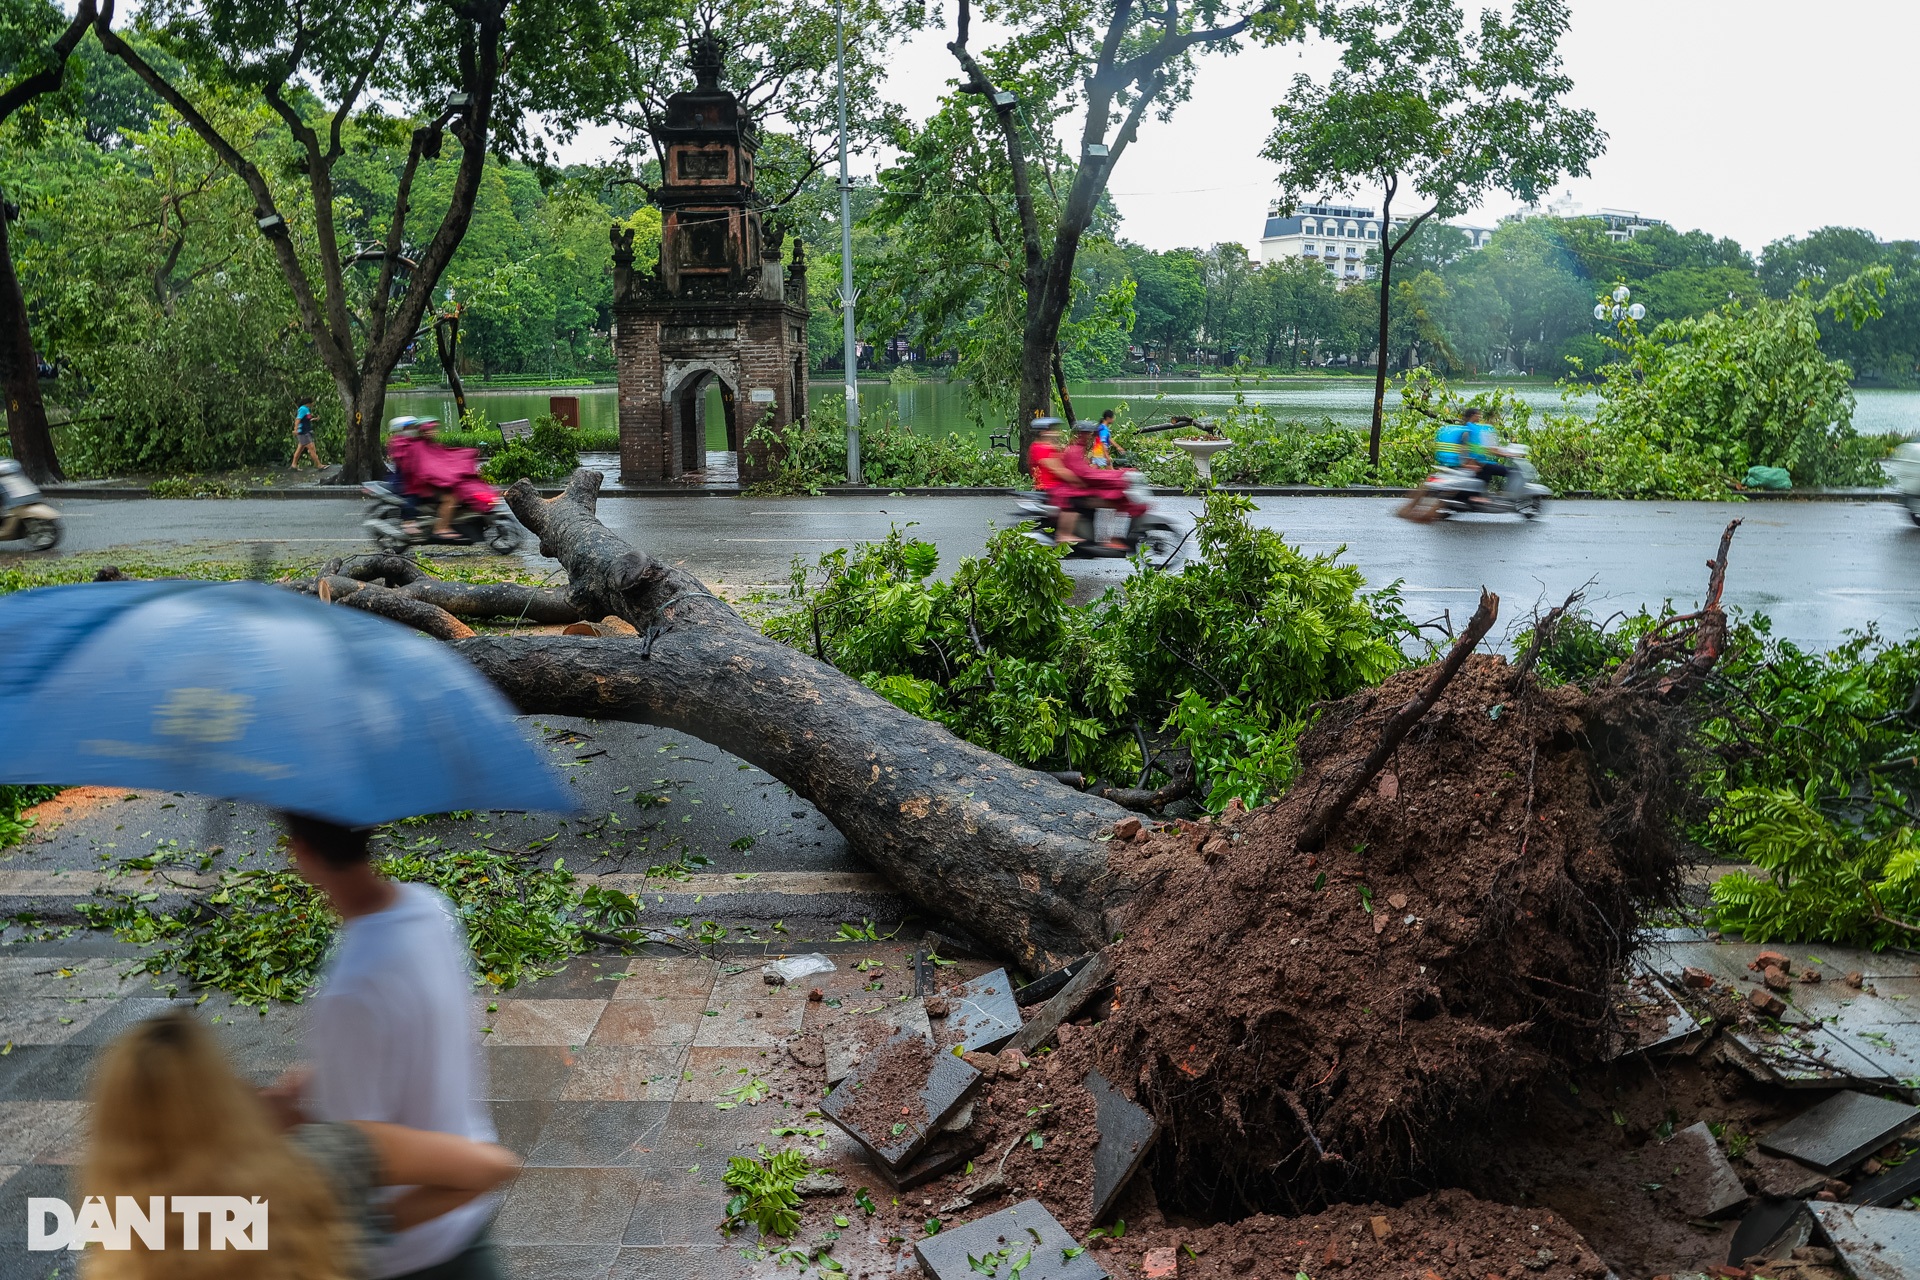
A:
0;579;577;825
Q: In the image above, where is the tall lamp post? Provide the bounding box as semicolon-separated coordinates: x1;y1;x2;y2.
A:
1593;284;1646;328
835;0;862;484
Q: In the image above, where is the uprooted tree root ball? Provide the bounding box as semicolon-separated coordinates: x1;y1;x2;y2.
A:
1096;654;1693;1218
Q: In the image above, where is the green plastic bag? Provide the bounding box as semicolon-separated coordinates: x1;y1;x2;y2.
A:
1744;465;1792;491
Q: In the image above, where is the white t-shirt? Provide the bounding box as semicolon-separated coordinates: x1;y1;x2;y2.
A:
305;883;497;1278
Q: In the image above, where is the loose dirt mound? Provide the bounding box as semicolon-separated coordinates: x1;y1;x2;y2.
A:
1097;655;1688;1216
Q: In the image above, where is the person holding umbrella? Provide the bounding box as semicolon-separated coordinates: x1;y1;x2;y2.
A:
0;579;580;1280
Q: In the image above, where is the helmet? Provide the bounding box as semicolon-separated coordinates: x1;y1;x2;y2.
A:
388;415;421;437
415;417;441;434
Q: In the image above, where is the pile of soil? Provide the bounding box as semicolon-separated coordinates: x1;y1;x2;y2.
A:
1136;1188;1610;1279
1095;655;1689;1215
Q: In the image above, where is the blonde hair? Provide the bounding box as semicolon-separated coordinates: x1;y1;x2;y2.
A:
79;1012;353;1280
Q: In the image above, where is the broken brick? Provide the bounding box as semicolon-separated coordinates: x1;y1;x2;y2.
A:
1749;951;1791;974
1763;966;1791;993
1800;968;1822;983
1377;771;1399;800
1370;1215;1391;1240
1143;1247;1178;1278
1748;987;1787;1018
1114;816;1142;841
1847;972;1865;989
1681;966;1715;989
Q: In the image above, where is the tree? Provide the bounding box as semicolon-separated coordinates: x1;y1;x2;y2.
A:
92;0;622;480
0;0;97;483
945;0;1309;435
1263;0;1603;465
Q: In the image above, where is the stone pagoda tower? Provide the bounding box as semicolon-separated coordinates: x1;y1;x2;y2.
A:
611;34;810;485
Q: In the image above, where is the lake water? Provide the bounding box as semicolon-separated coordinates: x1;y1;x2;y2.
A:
388;378;1920;446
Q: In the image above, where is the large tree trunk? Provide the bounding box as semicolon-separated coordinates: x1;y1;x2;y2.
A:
0;192;63;485
455;470;1136;967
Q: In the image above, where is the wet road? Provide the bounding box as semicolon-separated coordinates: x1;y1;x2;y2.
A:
26;493;1920;650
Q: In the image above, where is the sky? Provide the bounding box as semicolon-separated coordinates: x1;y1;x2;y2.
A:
832;0;1920;257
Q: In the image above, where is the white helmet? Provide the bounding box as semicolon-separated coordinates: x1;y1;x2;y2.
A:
388;415;421;438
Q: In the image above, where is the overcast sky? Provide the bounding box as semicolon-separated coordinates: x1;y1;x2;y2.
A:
844;0;1917;257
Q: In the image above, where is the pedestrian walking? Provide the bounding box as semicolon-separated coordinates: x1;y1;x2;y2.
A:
291;397;324;469
266;813;507;1280
80;1010;518;1280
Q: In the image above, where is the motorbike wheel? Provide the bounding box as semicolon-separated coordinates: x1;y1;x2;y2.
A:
1522;497;1544;520
24;518;59;551
1138;521;1186;569
486;521;523;554
371;528;410;553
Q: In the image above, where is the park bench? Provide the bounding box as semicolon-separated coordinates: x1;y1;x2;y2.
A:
497;418;532;445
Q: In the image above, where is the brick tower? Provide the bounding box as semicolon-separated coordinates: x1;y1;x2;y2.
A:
612;34;809;486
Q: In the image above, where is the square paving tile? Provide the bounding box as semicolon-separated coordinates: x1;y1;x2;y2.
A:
0;957;147;1001
0;1101;90;1164
484;1044;580;1101
607;1244;760;1280
521;959;637;1000
493;1243;619;1280
0;998;107;1046
493;1166;652;1245
624;1179;736;1246
640;1102;783;1177
695;972;807;1049
485;998;608;1047
679;1046;785;1102
618;956;721;1003
561;1045;689;1102
944;968;1022;1054
62;996;196;1045
591;998;707;1047
1810;1201;1920;1277
0;1164;76;1280
524;1100;673;1168
1760;1090;1920;1171
822;1032;981;1172
490;1099;556;1157
915;1198;1108;1280
0;1045;97;1101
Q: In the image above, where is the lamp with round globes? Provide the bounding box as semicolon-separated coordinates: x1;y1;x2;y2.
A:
1592;285;1646;330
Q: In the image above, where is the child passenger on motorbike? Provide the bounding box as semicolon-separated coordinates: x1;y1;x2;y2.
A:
1063;423;1143;550
389;417;497;543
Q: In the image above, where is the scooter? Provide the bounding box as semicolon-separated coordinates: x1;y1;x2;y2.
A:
1401;446;1550;521
1013;471;1186;564
1886;442;1920;526
0;458;61;550
361;480;523;554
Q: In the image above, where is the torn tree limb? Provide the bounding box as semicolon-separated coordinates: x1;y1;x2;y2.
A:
447;470;1137;968
320;576;475;642
394;579;581;624
1612;518;1740;698
1296;589;1500;853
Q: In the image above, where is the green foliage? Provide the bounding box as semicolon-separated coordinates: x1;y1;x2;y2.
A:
1578;274;1891;489
766;495;1408;807
0;785;61;850
149;475;253;498
80;844;591;1009
481;415;579;483
748;396;1023;495
720;1147;812;1239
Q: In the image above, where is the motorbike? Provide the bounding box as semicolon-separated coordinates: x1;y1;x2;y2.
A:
1013;470;1186;564
1886;442;1920;526
361;480;523;554
0;458;61;551
1401;446;1550;521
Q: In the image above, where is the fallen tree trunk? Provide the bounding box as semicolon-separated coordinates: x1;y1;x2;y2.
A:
444;470;1135;967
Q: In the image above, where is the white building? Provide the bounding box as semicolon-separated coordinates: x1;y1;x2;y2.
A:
1257;203;1495;278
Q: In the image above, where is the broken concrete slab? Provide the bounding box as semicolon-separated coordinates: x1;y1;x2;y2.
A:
1013;950;1114;1055
1730;1196;1815;1270
892;1128;988;1190
1659;1121;1748;1219
1810;1201;1920;1280
1015;955;1091;1008
945;968;1022;1054
1087;1068;1160;1226
1851;1156;1920;1208
824;997;932;1086
914;1198;1109;1280
1608;960;1703;1059
1760;1091;1920;1172
822;1030;982;1172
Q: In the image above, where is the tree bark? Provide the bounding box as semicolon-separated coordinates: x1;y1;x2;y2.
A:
0;194;61;484
447;470;1137;967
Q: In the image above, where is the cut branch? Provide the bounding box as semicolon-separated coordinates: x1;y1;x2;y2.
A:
1296;589;1499;852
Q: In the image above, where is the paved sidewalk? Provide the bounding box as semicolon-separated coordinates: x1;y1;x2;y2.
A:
0;934;941;1280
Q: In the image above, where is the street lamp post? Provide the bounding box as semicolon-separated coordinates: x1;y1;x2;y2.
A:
1593;283;1646;327
835;0;862;484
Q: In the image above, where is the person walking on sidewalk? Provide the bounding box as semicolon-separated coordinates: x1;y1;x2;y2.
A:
266;813;505;1280
291;398;325;469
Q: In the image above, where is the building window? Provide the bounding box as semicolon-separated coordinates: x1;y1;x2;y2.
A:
1366;228;1378;239
1302;221;1316;234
